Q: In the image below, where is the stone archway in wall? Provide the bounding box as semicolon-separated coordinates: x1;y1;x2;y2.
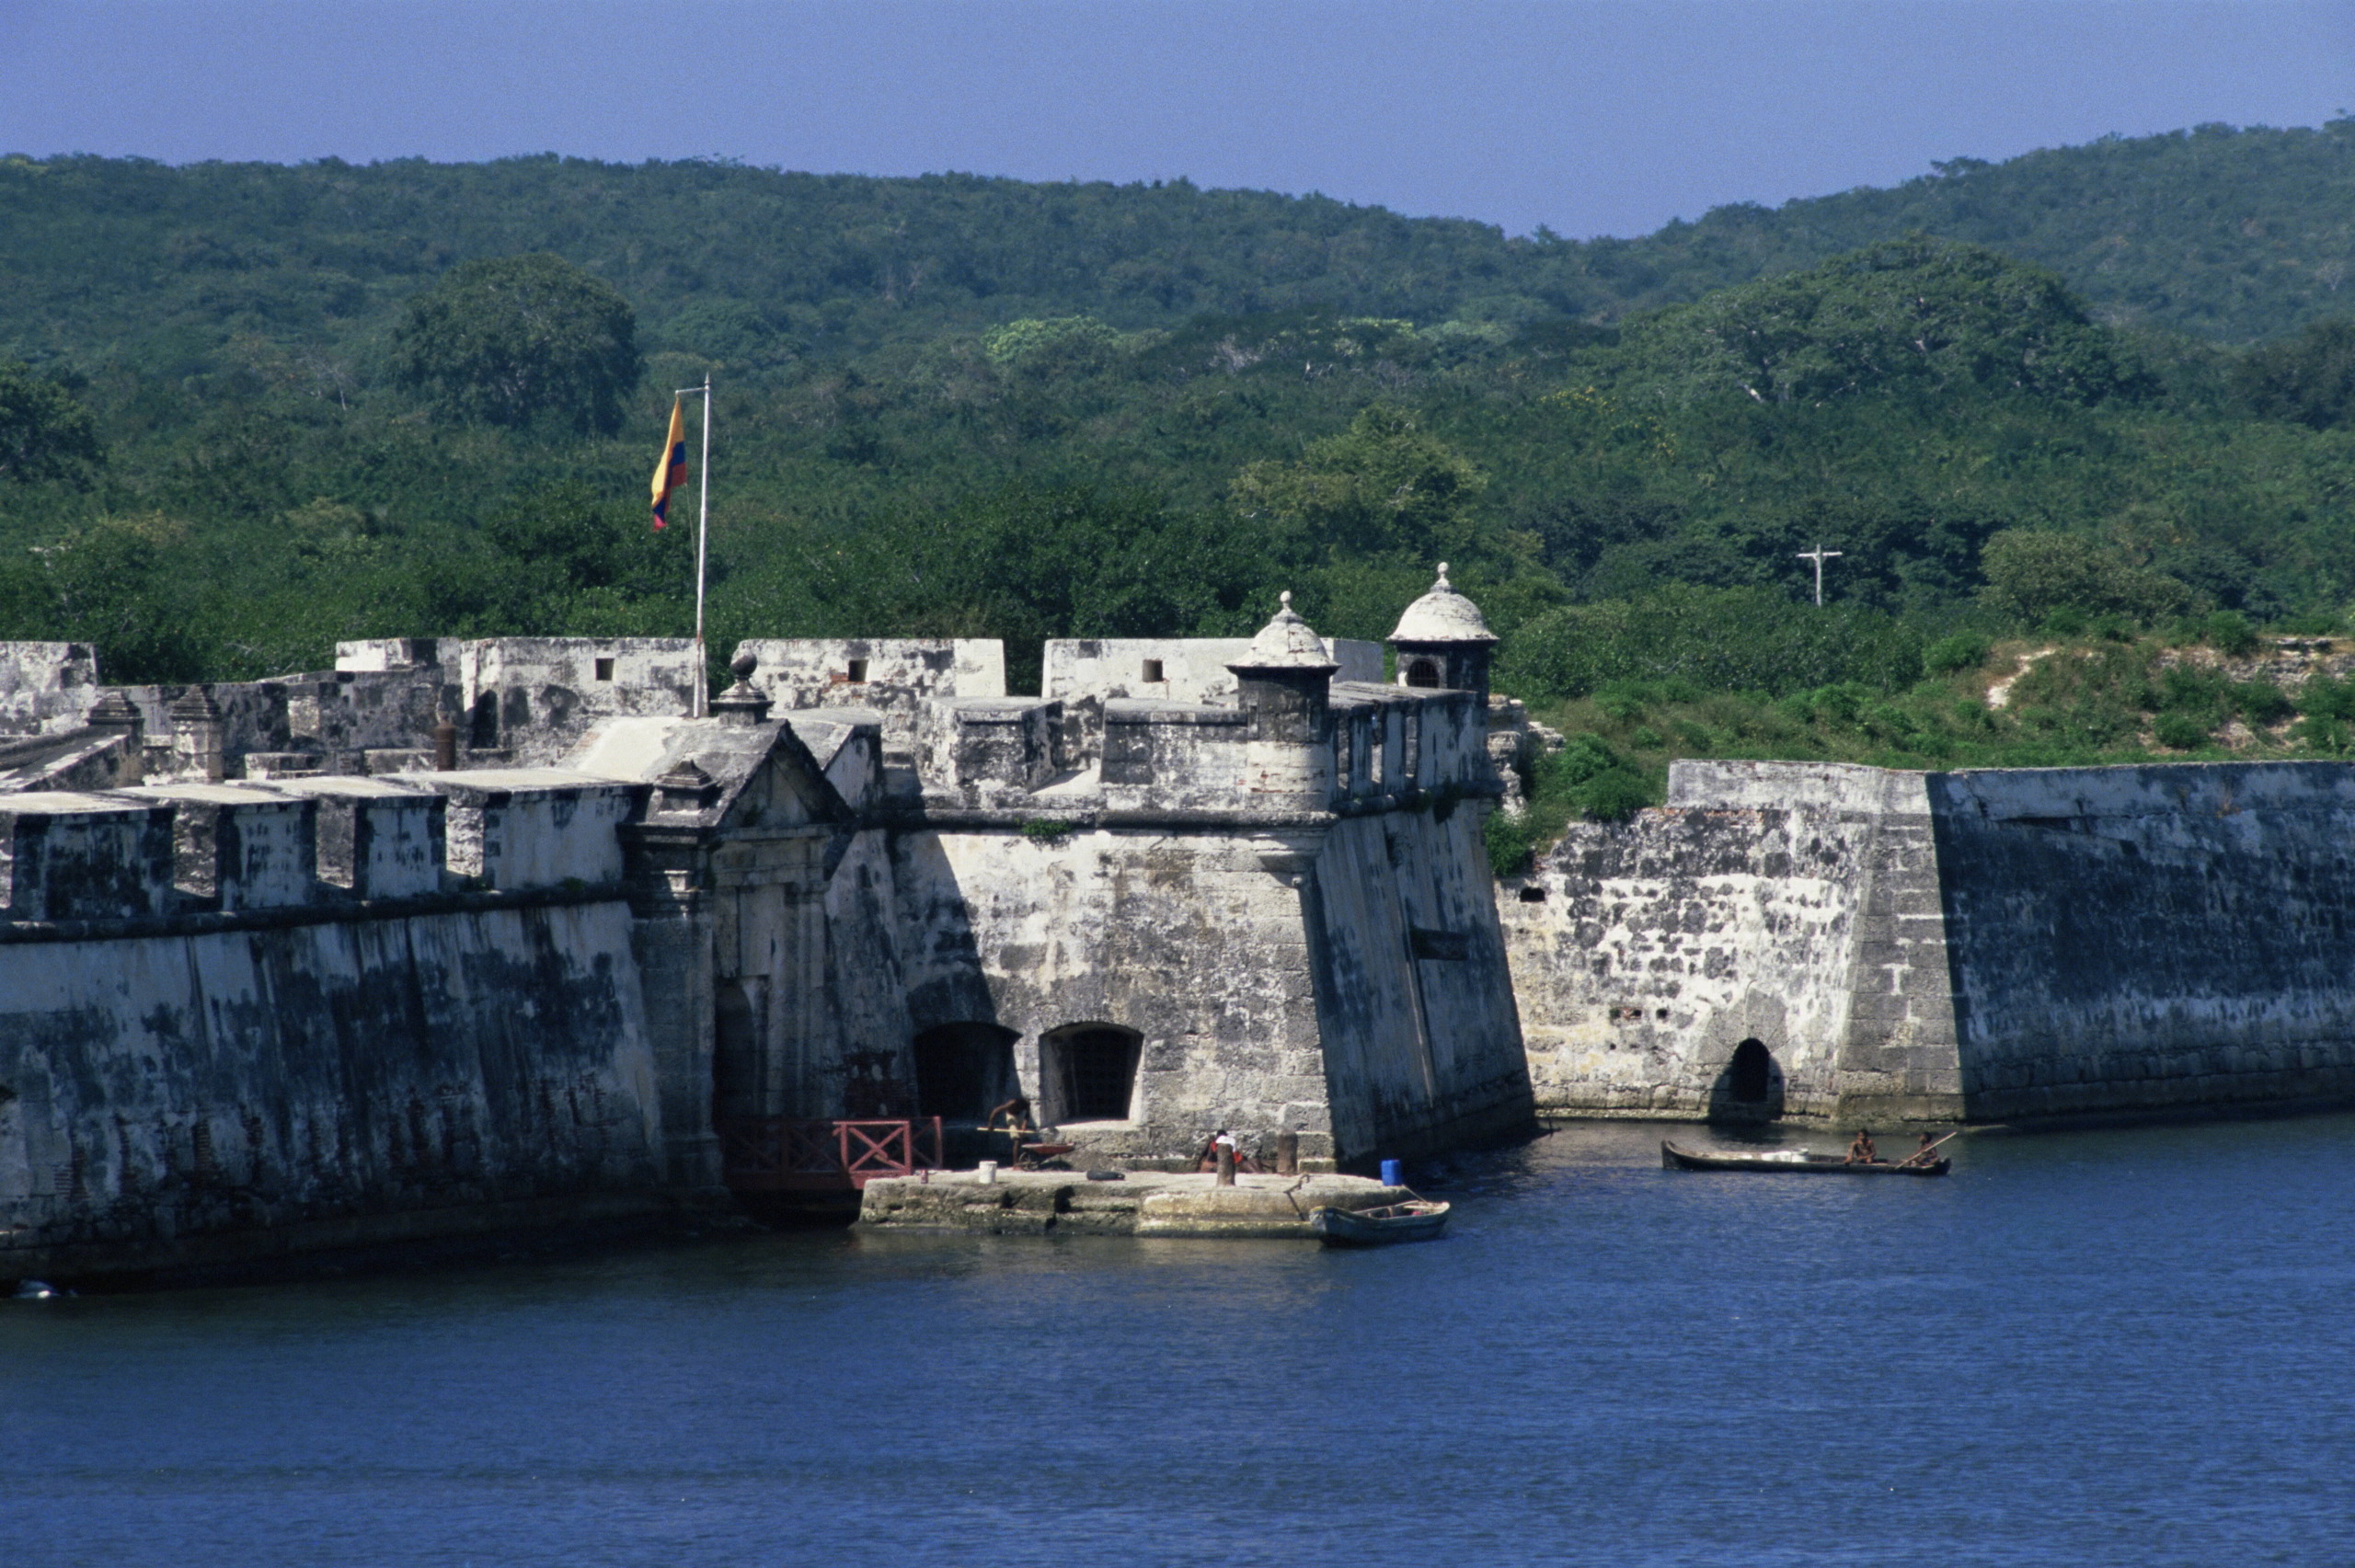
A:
1706;1037;1786;1125
712;980;761;1121
469;691;500;750
911;1022;1019;1123
1040;1023;1143;1125
1404;657;1442;689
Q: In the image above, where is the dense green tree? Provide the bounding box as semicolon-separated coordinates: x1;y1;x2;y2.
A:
2233;317;2355;429
388;254;641;433
1609;238;2154;408
1229;404;1488;563
0;361;101;484
1978;530;2193;626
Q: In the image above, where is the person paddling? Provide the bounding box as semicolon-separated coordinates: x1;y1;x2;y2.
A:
1901;1131;1951;1169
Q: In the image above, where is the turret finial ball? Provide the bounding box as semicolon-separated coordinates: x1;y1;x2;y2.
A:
1280;589;1292;610
729;647;758;681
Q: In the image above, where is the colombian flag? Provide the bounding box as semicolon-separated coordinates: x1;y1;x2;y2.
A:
649;396;688;530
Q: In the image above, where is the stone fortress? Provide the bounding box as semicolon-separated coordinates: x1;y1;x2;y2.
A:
0;572;1534;1277
5;567;2355;1279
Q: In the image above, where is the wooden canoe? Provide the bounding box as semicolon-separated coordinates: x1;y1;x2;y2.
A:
1308;1199;1451;1245
1660;1140;1950;1176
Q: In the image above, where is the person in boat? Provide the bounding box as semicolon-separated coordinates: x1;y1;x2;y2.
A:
1845;1129;1878;1164
1901;1132;1942;1168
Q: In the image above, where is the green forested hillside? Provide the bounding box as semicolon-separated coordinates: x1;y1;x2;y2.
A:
10;118;2355;378
6;126;2355;857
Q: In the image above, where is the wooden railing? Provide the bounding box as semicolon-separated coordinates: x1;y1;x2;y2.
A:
718;1116;945;1192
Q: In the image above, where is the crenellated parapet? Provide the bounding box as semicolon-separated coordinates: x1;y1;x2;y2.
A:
0;792;176;921
0;769;649;929
736;637;1007;747
816;585;1506;821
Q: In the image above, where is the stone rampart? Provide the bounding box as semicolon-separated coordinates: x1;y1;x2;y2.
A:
0;771;664;1280
1926;762;2355;1119
0;898;663;1281
1504;758;2355;1127
738;638;1005;743
0;581;1531;1276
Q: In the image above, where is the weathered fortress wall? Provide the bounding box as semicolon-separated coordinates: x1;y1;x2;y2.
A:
1927;763;2355;1119
0;775;667;1281
1504;759;2355;1126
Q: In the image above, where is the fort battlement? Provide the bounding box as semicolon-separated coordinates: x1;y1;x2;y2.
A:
736;638;1006;745
0;771;645;927
895;632;1490;816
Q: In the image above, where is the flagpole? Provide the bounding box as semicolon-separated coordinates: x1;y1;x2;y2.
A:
689;375;712;716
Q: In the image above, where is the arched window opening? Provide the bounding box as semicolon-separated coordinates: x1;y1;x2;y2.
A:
912;1022;1018;1122
468;692;500;750
1041;1023;1142;1123
1404;658;1442;690
1729;1038;1773;1104
712;981;761;1121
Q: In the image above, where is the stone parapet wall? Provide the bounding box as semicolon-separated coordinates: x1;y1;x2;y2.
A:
0;771;643;924
1045;636;1382;705
737;638;1005;744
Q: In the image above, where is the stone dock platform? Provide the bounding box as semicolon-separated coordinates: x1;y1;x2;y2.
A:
857;1171;1414;1238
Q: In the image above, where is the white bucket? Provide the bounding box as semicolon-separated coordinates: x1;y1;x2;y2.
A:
976;1161;999;1185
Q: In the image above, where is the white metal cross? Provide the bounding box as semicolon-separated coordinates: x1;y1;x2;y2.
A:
1797;544;1844;606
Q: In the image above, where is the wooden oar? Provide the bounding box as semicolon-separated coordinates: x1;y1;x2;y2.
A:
1899;1130;1963;1166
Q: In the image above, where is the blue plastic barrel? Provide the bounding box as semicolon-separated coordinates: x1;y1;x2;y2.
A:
1380;1158;1402;1187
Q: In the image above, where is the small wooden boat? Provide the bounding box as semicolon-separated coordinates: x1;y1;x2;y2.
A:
1660;1140;1950;1177
1308;1199;1451;1245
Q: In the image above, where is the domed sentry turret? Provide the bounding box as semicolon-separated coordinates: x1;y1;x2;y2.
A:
1225;591;1338;798
1388;562;1498;704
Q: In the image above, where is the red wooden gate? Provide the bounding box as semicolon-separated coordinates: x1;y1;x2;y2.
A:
718;1116;945;1192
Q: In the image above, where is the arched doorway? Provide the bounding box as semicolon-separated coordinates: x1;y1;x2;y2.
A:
1707;1037;1784;1124
1404;657;1442;689
911;1022;1018;1122
712;980;761;1120
1729;1038;1773;1103
1040;1023;1143;1123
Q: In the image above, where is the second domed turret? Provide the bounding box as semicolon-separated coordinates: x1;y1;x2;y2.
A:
1389;564;1496;702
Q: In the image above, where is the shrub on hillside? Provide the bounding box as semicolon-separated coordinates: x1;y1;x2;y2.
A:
1924;632;1991;674
2297;675;2355;719
2234;681;2295;726
2204;610;2259;656
2154;712;2211;750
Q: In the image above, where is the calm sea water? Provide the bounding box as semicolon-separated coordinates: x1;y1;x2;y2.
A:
5;1115;2352;1568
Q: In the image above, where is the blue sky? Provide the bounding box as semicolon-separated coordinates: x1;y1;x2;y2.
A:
4;1;2351;238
